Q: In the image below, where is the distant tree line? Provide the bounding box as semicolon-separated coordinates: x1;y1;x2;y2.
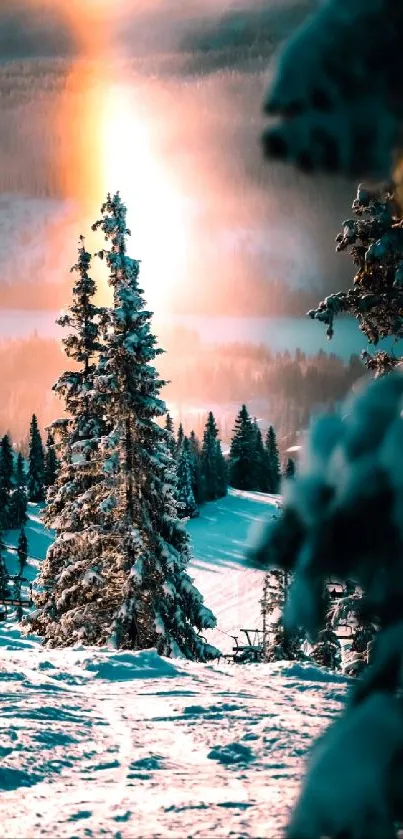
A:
0;414;58;598
0;333;363;452
169;403;287;510
228;405;282;493
165;411;228;519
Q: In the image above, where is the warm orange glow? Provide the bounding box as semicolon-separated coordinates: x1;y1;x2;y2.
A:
99;83;190;310
53;0;190;311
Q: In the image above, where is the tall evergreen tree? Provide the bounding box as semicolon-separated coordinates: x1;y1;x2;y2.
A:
228;405;256;490
164;414;176;457
200;412;226;502
176;437;198;519
31;193;218;659
266;425;281;493
188;430;203;505
215;439;228;499
17;528;28;576
284;457;296;479
252;419;270;492
43;237;106;536
0;434;14;529
27;415;45;503
44;430;58;489
176;422;185;453
29;237;106;641
11;452;27;528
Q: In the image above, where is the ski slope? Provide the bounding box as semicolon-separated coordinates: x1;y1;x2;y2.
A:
0;491;350;839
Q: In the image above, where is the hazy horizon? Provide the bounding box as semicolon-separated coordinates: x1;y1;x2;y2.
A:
0;0;356;319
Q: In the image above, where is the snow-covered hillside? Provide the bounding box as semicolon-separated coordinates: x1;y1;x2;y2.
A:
0;490;350;838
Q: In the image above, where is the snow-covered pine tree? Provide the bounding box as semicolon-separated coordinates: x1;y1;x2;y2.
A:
176;422;185;453
27;415;45;503
328;587;376;677
309;183;403;375
11;452;27;528
261;0;403;183
310;587;341;671
176;437;198;519
262;569;305;662
164;413;176;457
17;527;28;576
44;430;58;488
250;372;403;839
228;405;256;490
266;425;281;493
29;237;107;642
0;433;14;530
188;430;203;505
200;411;226;502
32;193;218;660
310;624;341;671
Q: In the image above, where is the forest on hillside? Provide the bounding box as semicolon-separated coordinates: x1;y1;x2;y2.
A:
0;330;363;449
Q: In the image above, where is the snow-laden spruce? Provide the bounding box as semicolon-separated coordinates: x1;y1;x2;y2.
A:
261;0;403;182
30;235;107;645
309;182;403;375
31;194;218;660
250;371;403;839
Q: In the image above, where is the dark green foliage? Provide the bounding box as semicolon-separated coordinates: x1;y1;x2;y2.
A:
176;438;198;519
11;452;27;528
17;528;28;576
215;440;228;498
200;412;227;502
176;422;185;453
266;425;281;493
309;183;403;376
252;419;270;492
165;414;174;435
310;625;341;671
261;0;403;182
228;405;256;491
164;414;176;457
0;548;8;600
267;618;305;662
27;414;45;502
285;457;296;479
44;430;58;488
0;434;14;530
188;430;203;505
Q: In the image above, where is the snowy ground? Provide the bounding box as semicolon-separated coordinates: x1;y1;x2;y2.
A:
0;492;350;839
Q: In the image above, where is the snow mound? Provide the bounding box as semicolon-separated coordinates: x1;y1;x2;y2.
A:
82;649;185;681
274;661;351;684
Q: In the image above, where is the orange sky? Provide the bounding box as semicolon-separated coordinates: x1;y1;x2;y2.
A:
49;1;192;310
